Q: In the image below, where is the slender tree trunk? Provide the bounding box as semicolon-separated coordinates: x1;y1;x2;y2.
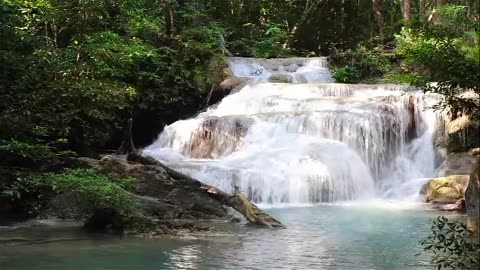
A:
372;0;385;43
401;0;412;23
436;0;447;7
287;0;323;48
162;1;174;38
116;118;135;155
430;0;447;24
419;0;426;22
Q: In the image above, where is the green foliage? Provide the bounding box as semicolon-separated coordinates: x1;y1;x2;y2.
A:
380;72;428;85
396;4;480;119
0;139;73;169
1;0;478;156
331;44;392;82
0;169;50;216
38;169;137;217
333;66;360;83
228;22;291;58
420;216;480;270
0;0;226;150
0;139;54;160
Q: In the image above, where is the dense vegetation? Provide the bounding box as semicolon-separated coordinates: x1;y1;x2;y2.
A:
1;0;478;154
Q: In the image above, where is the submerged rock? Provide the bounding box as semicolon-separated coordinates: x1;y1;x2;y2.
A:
421;175;469;204
268;73;293;83
466;157;480;232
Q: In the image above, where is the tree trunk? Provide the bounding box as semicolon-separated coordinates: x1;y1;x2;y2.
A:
430;0;447;24
162;1;174;38
116;118;135;155
372;0;385;43
401;0;412;23
419;0;426;22
287;0;324;48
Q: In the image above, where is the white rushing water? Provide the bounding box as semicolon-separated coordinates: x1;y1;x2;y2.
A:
145;57;444;204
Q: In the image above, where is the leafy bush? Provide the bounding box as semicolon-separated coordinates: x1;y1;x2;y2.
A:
0;139;55;160
0;139;75;169
420;216;480;270
396;4;480;119
38;169;137;218
330;44;392;81
0;170;47;216
333;66;361;83
380;72;428;85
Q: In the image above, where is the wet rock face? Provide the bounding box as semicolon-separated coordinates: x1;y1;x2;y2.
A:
185;117;251;159
437;152;478;177
465;157;480;232
421;175;470;204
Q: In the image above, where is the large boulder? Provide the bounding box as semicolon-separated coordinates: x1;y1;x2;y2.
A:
421;175;470;204
465;157;480;232
86;154;283;231
96;155;229;220
437;152;477;177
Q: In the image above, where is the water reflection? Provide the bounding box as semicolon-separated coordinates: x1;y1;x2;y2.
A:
0;205;458;270
168;245;202;270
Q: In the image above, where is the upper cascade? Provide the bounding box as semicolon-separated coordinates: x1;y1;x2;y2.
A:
228;57;334;83
145;58;444;205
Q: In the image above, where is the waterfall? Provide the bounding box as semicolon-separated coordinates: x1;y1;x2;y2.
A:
145;57;443;204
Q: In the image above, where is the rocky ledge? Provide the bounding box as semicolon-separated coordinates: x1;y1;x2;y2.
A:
420;148;480;231
63;153;283;236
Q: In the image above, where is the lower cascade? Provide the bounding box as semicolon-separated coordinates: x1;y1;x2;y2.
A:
145;57;444;204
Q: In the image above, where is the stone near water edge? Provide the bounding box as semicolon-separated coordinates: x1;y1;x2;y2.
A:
420;175;469;204
432;198;466;212
84;208;124;234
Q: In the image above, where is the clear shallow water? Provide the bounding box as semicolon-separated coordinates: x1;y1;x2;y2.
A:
0;205;461;270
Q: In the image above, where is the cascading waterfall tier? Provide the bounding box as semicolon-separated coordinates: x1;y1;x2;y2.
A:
145;57;444;204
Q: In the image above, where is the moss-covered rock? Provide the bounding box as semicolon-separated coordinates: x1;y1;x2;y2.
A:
421;175;469;204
